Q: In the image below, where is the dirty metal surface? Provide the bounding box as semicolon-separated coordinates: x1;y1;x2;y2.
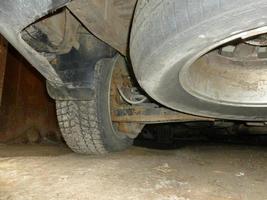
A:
0;0;69;83
68;0;137;54
112;106;213;123
23;9;80;55
110;55;213;126
25;9;117;101
181;45;267;106
110;55;144;137
245;33;267;46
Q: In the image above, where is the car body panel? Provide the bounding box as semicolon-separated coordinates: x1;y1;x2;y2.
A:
0;0;69;83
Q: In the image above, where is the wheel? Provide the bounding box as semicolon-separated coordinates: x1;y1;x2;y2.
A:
56;56;133;154
130;0;267;121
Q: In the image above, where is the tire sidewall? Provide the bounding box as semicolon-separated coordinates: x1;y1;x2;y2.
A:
96;56;133;152
130;0;267;120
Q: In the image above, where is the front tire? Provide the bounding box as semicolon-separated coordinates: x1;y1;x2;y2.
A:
56;57;132;154
130;0;267;120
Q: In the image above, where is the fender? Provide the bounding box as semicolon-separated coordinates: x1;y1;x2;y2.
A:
47;29;116;100
0;1;115;101
0;0;69;83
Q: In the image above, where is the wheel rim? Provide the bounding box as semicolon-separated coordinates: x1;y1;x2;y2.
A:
180;40;267;107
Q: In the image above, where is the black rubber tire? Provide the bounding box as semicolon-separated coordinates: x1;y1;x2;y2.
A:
56;57;132;154
130;0;267;121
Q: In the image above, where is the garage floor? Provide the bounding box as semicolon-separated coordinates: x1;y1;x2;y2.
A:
0;143;266;200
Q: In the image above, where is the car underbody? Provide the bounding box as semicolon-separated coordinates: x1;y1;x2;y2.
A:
2;0;267;154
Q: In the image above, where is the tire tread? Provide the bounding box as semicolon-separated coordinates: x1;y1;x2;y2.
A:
56;100;107;154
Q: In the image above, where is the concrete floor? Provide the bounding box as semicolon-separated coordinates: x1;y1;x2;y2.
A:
0;143;267;200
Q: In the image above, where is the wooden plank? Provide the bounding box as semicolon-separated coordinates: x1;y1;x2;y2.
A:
0;35;7;105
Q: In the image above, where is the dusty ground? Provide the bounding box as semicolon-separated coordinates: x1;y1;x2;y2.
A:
0;143;267;200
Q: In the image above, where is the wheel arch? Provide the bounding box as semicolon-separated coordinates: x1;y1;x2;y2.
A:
0;0;70;83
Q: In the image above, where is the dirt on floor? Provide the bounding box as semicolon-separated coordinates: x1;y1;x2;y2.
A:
0;143;266;200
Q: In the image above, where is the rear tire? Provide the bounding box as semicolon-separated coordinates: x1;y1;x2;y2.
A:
56;57;132;154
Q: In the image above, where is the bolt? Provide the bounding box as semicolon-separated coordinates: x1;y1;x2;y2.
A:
220;45;236;57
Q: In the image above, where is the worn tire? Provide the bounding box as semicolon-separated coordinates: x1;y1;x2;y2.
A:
130;0;267;121
56;57;132;154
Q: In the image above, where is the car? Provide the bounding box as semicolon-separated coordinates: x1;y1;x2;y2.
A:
2;0;267;154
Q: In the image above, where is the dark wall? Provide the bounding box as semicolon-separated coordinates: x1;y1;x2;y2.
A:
0;46;61;143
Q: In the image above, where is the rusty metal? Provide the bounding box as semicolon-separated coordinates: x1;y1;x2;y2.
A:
110;55;214;126
0;35;7;105
112;107;213;123
110;55;145;137
68;0;137;54
245;34;267;46
116;122;145;139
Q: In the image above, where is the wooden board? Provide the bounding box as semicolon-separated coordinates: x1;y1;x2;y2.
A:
0;35;7;105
